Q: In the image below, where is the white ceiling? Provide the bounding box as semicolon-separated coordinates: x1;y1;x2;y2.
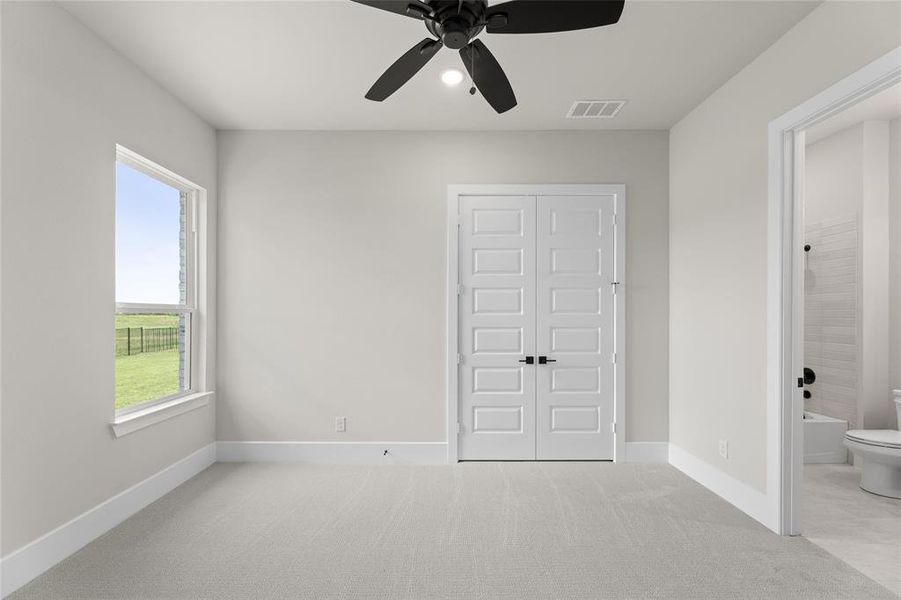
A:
806;81;901;144
61;0;819;130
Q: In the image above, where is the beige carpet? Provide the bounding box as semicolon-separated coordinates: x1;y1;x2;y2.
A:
10;462;896;599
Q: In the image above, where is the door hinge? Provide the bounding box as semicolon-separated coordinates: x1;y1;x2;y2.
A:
612;213;617;226
612;422;616;433
457;354;463;365
457;422;463;434
611;352;617;364
457;284;464;296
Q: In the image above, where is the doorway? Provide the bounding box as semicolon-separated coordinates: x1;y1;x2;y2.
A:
446;185;625;462
768;47;901;537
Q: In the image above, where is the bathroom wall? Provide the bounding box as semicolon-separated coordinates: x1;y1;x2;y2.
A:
891;117;901;421
859;121;891;430
804;125;862;428
804;120;894;431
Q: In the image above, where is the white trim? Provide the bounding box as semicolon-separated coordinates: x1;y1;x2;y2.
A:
613;190;626;463
218;441;667;464
116;144;203;194
446;192;460;464
804;450;848;464
767;46;901;535
0;444;216;598
624;442;669;463
216;442;448;465
668;444;773;527
110;392;213;438
446;184;626;463
115;303;193;314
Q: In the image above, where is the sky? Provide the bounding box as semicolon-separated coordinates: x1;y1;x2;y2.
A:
116;162;183;305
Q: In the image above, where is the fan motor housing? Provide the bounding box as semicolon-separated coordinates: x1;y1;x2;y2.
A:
425;0;487;50
437;17;470;49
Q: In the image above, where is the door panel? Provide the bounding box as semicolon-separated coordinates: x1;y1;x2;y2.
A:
457;193;615;461
536;196;615;460
459;196;536;460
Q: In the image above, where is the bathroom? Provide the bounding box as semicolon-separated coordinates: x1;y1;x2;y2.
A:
799;81;901;593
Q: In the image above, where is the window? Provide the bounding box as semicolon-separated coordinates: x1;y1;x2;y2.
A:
115;148;198;413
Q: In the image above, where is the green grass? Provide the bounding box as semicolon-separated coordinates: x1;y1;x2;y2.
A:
115;349;181;410
116;314;180;329
115;314;184;410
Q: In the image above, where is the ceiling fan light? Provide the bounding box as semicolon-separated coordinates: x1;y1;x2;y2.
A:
441;69;464;87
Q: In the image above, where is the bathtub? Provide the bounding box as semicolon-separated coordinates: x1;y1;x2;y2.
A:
803;411;849;464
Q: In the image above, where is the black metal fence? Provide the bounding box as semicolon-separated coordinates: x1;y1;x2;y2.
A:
116;327;179;357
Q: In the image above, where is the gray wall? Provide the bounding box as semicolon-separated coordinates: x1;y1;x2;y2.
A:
891;117;901;407
669;1;901;492
806;125;865;224
858;121;892;430
217;130;669;444
1;1;217;555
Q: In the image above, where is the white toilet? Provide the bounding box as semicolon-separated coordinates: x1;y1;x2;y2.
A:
843;391;901;498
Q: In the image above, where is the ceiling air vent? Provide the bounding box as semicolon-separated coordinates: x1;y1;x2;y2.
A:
566;100;626;119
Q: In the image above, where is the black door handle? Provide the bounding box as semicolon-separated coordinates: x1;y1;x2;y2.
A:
803;367;816;385
518;356;534;365
538;356;556;364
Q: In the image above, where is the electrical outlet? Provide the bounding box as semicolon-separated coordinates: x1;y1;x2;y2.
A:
335;417;346;433
718;439;729;459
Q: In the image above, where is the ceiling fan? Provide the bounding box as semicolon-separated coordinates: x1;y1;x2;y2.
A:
351;0;625;114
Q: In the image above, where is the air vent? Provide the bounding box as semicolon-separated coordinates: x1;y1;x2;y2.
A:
566;100;626;119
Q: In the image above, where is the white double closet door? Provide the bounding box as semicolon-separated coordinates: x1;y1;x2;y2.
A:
458;193;617;461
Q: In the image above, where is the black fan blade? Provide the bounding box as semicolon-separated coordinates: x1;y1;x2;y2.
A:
459;40;516;114
486;0;624;34
366;39;442;101
349;0;434;21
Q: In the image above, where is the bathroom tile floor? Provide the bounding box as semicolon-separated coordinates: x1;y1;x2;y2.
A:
802;464;901;596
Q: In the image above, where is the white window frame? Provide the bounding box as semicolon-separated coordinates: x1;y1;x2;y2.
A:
114;145;204;420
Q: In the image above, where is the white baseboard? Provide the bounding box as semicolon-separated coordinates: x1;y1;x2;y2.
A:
216;441;448;465
803;450;849;464
0;443;216;598
624;442;669;463
668;444;774;530
218;441;670;465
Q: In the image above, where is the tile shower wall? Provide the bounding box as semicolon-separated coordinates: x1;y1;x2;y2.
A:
804;214;859;428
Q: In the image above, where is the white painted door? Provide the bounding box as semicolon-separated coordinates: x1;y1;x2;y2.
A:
458;195;537;460
457;193;616;460
536;196;615;460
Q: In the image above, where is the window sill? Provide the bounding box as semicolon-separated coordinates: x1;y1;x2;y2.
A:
111;392;213;438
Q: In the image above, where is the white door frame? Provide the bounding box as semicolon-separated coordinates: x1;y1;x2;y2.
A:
446;184;626;463
767;47;901;535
